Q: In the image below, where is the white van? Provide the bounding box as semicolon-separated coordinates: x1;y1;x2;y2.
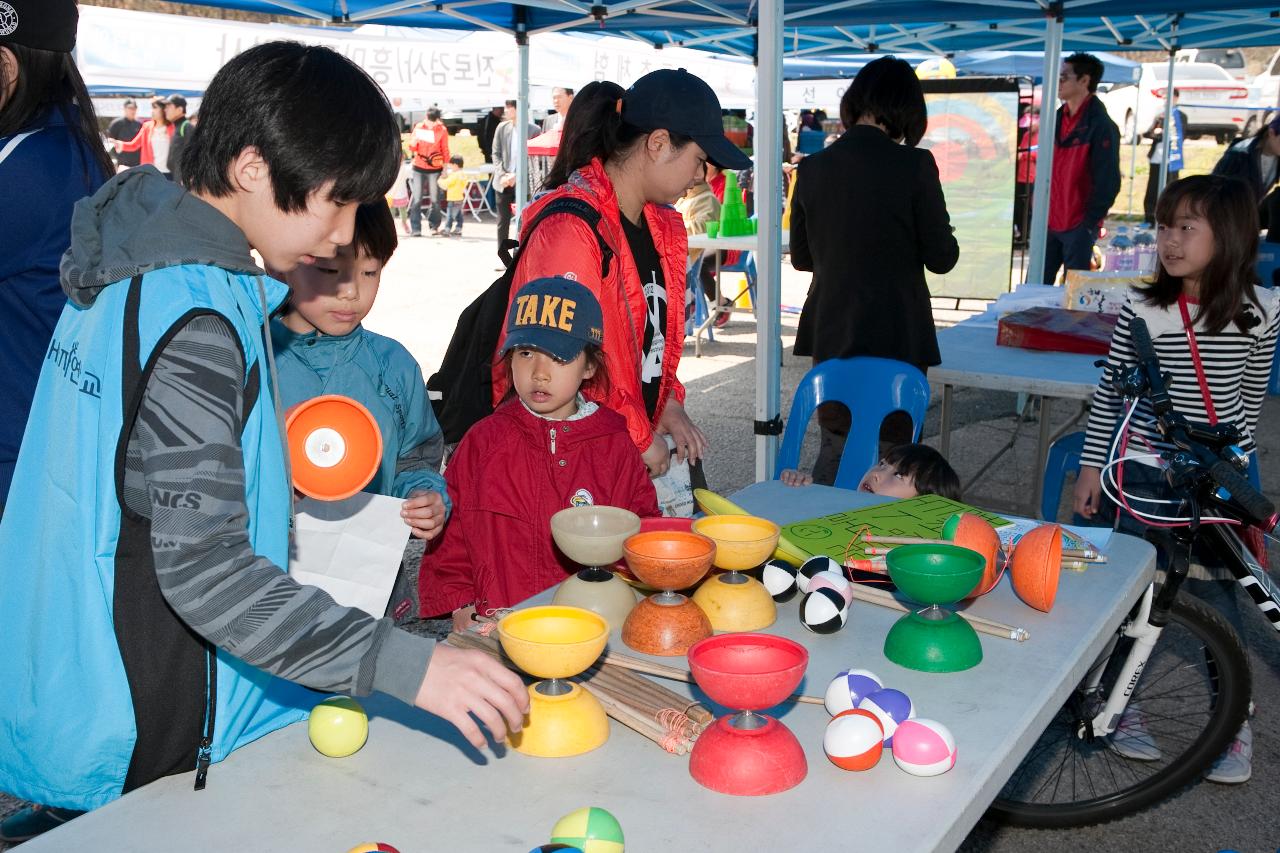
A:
1175;48;1249;83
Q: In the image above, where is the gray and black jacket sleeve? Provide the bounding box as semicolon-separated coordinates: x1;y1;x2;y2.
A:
123;313;432;704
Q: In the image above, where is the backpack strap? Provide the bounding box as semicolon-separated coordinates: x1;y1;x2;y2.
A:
500;195;614;279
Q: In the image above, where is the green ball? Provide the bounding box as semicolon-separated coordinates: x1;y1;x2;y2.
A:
550;807;624;853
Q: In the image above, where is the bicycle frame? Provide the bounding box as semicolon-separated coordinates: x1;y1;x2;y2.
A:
1079;516;1278;742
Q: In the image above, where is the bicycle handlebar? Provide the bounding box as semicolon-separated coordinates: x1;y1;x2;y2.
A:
1123;317;1277;531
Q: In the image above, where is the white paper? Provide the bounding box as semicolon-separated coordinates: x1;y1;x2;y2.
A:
289;493;408;618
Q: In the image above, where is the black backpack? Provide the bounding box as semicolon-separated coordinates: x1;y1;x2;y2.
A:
427;196;614;444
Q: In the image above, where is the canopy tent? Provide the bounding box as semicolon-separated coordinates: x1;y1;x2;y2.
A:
152;0;1280;481
781;52;1132;83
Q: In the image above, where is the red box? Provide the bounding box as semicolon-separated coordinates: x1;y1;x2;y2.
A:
996;307;1118;355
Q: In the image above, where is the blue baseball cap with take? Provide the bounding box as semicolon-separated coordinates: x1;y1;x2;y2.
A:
502;277;605;362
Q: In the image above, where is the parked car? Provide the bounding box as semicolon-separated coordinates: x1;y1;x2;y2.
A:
1252;47;1280;128
1098;62;1250;144
1175;48;1249;83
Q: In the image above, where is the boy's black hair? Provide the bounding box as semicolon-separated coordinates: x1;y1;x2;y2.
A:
1146;174;1262;335
839;56;927;147
426;107;442;121
884;444;962;502
181;42;400;213
1064;52;1105;93
449;154;465;167
353;202;398;266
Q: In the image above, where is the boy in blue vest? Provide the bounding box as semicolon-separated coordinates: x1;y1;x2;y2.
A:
273;201;449;622
0;42;527;843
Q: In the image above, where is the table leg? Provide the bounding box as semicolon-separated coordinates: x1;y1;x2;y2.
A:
939;384;954;458
1031;396;1053;517
692;251;723;358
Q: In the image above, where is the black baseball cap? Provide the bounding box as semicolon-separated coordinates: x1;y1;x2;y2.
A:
122;98;137;108
0;0;78;52
161;94;188;109
622;68;752;171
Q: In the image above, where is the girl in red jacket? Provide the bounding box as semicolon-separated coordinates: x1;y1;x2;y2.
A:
422;277;659;629
111;98;174;175
492;70;753;479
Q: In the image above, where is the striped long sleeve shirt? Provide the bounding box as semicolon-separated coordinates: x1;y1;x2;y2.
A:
122;314;432;704
1082;287;1280;469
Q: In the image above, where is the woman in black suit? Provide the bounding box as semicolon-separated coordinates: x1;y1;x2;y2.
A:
789;56;959;484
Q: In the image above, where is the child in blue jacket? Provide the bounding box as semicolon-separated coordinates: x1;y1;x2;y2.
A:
273;201;449;619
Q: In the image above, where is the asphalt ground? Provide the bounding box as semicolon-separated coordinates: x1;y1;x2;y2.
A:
4;216;1278;852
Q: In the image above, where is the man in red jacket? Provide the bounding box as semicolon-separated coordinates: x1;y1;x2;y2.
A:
409;108;450;236
1043;52;1121;284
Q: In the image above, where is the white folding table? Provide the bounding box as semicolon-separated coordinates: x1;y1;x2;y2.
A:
27;482;1154;853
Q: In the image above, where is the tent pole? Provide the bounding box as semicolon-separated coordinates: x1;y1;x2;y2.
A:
1026;13;1062;285
755;0;783;482
1159;46;1177;196
515;16;530;221
1126;81;1140;216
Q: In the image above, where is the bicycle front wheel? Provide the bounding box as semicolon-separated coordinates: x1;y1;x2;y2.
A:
988;592;1251;828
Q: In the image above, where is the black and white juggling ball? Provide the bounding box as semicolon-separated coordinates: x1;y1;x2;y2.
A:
797;555;841;594
762;558;799;602
801;587;849;634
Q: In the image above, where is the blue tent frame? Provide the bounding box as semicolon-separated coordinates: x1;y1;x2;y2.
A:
152;0;1280;479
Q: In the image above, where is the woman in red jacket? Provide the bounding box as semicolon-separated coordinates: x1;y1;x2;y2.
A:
423;278;659;627
491;70;752;478
111;98;174;175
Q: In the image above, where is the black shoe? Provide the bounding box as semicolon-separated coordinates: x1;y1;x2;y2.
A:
0;805;86;843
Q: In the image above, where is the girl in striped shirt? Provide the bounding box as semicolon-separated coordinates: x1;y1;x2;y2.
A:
1075;175;1279;519
1074;174;1279;784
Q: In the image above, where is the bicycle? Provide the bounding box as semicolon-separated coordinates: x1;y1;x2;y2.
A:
987;315;1280;828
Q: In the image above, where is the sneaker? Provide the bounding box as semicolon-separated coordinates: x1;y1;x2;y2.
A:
714;307;732;328
0;804;85;843
410;231;423;238
1108;705;1162;761
1205;720;1252;784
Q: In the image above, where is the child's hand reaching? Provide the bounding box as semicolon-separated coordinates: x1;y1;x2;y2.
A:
402;490;447;540
1073;466;1103;519
414;644;529;752
451;604;476;633
780;468;813;487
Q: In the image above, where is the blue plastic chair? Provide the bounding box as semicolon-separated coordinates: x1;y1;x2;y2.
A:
1258;249;1280;394
1040;431;1086;522
1040;433;1263;522
775;357;930;490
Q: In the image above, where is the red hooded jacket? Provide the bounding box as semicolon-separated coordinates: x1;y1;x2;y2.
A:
418;397;659;617
410;120;450;172
491;159;689;453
